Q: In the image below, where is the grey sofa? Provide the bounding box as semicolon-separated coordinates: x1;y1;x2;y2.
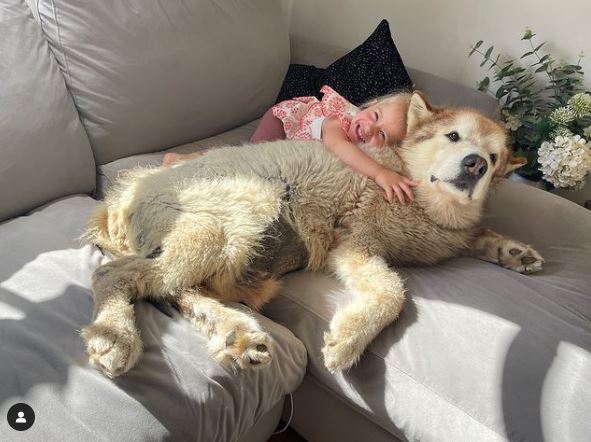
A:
1;1;590;442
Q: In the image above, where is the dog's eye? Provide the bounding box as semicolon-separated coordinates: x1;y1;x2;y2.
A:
446;131;460;142
490;153;498;165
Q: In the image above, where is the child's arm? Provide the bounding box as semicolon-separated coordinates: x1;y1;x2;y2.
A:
321;117;418;205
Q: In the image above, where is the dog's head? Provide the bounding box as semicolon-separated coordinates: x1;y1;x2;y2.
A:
398;91;526;229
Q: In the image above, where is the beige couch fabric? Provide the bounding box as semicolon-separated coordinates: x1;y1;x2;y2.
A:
35;0;289;165
263;180;591;442
0;196;307;441
0;0;95;222
95;119;260;198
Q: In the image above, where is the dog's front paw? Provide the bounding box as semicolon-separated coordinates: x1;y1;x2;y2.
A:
497;240;544;274
322;330;365;374
81;322;142;378
209;325;273;372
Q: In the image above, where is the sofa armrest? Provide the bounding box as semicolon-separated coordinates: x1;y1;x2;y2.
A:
289;34;500;119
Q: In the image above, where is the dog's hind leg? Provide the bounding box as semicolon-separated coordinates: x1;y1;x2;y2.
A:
81;256;165;378
172;288;273;372
322;236;406;373
82;221;233;377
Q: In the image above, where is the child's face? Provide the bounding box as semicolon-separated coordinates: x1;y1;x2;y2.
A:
347;100;408;148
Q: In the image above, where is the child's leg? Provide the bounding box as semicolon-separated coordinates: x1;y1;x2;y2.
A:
162;151;203;166
250;108;286;144
163;108;285;166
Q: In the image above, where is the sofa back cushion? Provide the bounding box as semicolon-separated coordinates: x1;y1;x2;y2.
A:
0;0;95;222
36;0;290;165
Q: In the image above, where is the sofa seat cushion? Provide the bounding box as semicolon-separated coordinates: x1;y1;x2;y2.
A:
0;196;307;441
96;119;260;198
263;179;591;442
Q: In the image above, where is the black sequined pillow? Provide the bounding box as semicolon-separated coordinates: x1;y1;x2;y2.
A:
276;20;413;106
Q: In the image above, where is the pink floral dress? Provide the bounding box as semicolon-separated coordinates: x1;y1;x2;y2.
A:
271;85;359;140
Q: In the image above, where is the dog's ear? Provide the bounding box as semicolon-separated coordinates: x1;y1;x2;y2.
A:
407;91;435;132
499;152;528;176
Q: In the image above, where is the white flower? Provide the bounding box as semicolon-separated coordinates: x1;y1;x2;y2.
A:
502;110;522;131
584;125;591;139
550;126;573;139
549;106;576;125
567;93;591;118
537;134;591;189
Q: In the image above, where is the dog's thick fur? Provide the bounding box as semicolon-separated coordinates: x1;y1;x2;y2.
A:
82;93;544;377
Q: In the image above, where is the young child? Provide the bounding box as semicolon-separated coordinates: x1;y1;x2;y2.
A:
163;85;418;204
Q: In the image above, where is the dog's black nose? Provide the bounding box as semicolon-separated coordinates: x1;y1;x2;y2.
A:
462;154;488;178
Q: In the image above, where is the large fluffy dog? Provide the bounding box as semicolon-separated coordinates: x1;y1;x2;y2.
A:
82;92;543;378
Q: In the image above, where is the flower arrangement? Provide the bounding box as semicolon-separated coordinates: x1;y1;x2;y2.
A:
469;29;591;190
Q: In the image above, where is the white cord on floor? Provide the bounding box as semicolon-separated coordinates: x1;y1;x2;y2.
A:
271;393;294;435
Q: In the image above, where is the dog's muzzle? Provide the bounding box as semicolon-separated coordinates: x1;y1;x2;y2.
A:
447;154;488;195
462;154;488;178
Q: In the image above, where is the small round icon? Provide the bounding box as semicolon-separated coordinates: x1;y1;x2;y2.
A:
7;403;35;431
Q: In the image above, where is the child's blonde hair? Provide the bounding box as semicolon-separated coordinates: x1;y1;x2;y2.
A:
359;90;412;110
359;91;413;144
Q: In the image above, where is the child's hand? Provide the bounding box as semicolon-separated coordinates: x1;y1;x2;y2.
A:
374;168;420;205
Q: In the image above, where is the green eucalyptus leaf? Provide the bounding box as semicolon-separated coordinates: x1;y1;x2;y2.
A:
478;77;490;91
488;55;501;70
472;29;589;179
535;64;548;73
